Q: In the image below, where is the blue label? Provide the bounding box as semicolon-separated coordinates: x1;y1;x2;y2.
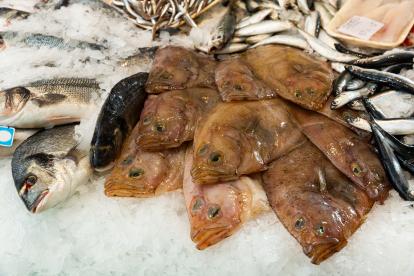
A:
0;126;15;147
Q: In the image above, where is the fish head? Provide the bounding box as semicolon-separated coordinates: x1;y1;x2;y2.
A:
0;86;31;117
90;124;124;171
191;127;241;184
105;150;169;197
188;183;242;250
145;47;199;93
14;154;79;213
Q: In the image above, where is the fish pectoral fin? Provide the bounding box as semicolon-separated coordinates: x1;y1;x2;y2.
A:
32;93;67;107
47;116;78;125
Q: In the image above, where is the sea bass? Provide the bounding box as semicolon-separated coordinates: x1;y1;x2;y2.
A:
90;73;148;171
241;45;334;110
191;99;306;184
262;140;374;264
145;46;217;94
215;58;277;101
136;88;219;151
0;78;100;128
12;124;91;213
184;148;269;249
104;123;185;198
289;106;390;202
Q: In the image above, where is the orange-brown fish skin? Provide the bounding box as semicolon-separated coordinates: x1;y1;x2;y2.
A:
289;106;390;202
145;46;217;94
184;148;268;250
215;58;277;101
262;141;374;264
192;99;306;185
136;88;219;151
104;124;185;198
241;45;335;110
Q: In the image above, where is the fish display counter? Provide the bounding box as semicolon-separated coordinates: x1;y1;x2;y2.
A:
1;0;414;275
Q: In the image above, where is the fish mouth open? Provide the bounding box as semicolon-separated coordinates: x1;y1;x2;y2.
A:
304;238;347;265
192;225;236;250
19;186;49;214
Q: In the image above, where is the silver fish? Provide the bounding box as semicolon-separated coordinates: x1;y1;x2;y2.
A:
318;29;339;49
304;11;321;37
314;2;332;29
346;79;365;90
236;9;273;30
235;20;293;36
208;6;237;52
348;117;414;135
331;82;378;109
0;78;100;128
12;124;91;213
298;30;357;62
1;32;105;51
297;0;311;14
214;43;249;54
245;33;272;44
251;34;309;49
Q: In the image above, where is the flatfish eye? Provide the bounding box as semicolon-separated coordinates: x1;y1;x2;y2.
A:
160;72;172;80
129;168;144;178
209;152;222;165
191;197;204;215
351;162;363;177
234;84;244;91
207;205;221;220
198;144;209;156
294;217;305;230
142;116;152;125
315;224;325;236
153;122;165;133
122;155;134;166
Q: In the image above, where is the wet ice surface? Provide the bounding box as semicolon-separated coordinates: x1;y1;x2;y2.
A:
1;1;414;275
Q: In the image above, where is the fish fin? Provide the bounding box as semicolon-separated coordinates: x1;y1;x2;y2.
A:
32;93;67;107
47;116;79;126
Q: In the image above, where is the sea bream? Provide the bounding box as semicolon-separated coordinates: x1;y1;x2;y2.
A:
12;124;91;213
104;124;185;198
0;78;100;128
90;73;148;171
183;148;269;250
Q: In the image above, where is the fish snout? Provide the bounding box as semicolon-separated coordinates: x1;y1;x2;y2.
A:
0;87;30;116
89;144;116;171
18;176;49;213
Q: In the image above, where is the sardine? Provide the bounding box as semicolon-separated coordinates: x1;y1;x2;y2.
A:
208;6;236;52
184;148;269;249
90;73;148;171
318;30;339;49
332;71;352;96
331;82;379;109
350;50;414;68
0;32;105;51
236;9;273;30
12;124;91;213
251;34;309;50
104;124;185;198
0;128;38;158
304;11;321;37
346;65;414;94
345;78;365;90
290;107;390;202
235;20;293;37
298;30;358;63
191;99;306;184
0;78;100;128
334;43;370;58
263;140;374;264
145;46;217;94
245;34;272;45
297;0;311;14
214;43;249;54
136;88;219;151
314;2;332;29
241;45;335;110
215;58;277;101
347;117;414;135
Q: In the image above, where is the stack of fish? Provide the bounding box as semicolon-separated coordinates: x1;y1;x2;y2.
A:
87;46;390;264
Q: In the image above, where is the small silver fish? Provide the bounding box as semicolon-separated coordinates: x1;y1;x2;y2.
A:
236;9;272;29
348;117;414;135
208;6;237;52
235;20;293;36
251;34;309;50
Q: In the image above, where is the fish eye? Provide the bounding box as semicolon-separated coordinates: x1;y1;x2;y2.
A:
315;224;325;236
209;152;222;164
351;162;363;177
153;122;165;133
129;168;144;178
191;197;204;214
142;117;152;125
25;175;37;187
160;72;172;80
294;217;305;230
198;144;209;156
207;205;221;219
234;84;244;91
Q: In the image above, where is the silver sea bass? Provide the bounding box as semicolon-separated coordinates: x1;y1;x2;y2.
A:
0;78;100;128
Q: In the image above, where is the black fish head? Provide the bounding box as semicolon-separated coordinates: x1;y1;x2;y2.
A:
0;86;30;116
90;125;123;172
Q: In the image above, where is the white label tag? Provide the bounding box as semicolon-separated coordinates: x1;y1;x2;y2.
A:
337;16;384;40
